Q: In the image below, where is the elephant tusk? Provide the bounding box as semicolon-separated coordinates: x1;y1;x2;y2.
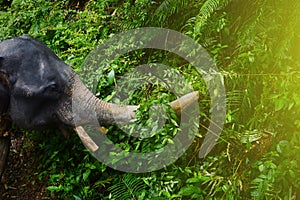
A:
75;126;99;152
169;91;199;116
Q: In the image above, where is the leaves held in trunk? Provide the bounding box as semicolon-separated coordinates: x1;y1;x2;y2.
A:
107;69;115;85
74;91;199;151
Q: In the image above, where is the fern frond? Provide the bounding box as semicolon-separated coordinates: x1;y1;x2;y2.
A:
195;0;231;30
154;0;188;16
149;0;199;29
232;1;267;51
108;174;146;200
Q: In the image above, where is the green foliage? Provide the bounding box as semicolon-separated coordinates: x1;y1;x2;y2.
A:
194;0;231;31
1;0;300;199
108;174;146;200
28;130;109;199
250;133;300;199
149;0;195;29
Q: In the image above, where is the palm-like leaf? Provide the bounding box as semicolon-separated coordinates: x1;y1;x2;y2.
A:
149;0;199;29
195;0;231;29
108;174;146;200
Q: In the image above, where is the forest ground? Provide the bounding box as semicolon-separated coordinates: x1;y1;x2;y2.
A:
0;133;52;199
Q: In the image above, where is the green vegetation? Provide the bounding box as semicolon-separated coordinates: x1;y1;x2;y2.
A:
1;0;300;199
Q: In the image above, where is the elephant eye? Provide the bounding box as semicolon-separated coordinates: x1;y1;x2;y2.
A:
45;82;60;94
48;83;57;90
42;83;61;100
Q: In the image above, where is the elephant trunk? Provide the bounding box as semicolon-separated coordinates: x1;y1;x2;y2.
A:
57;73;138;128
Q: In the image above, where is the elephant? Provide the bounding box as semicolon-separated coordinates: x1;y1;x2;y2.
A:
0;35;198;178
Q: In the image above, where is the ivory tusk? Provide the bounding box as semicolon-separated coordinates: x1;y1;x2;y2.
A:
75;126;99;152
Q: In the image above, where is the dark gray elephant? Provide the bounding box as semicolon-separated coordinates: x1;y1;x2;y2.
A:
0;36;198;178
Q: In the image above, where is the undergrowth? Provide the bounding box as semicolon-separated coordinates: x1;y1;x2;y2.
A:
1;0;300;199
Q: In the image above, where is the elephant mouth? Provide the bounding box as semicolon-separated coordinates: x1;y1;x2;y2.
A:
12;115;57;130
9;103;59;130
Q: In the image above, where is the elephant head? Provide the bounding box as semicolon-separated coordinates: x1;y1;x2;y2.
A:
0;36;132;129
0;36;74;129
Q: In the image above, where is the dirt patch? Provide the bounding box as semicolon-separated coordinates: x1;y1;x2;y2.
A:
0;132;53;199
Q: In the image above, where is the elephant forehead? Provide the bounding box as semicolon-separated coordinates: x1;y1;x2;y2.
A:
22;54;56;79
15;59;57;88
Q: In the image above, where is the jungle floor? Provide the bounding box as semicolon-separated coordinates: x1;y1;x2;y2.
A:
0;132;52;199
0;127;275;199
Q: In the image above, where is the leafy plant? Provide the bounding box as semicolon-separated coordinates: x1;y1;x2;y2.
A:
108;174;146;200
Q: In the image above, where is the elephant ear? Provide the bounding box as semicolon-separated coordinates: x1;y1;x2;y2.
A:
0;57;9;86
0;57;10;114
0;57;4;73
